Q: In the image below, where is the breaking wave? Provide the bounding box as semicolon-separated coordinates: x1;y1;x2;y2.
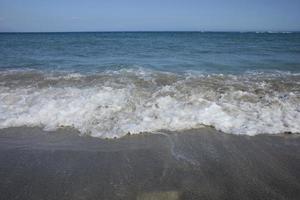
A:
0;68;299;138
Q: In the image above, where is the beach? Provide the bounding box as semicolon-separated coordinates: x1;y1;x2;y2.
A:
1;0;300;199
0;127;299;200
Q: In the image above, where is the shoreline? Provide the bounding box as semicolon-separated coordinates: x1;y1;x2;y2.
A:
0;127;299;200
0;126;299;140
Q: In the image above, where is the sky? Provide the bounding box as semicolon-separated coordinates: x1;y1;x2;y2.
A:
0;0;300;32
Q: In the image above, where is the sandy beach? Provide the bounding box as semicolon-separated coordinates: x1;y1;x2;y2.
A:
0;127;299;200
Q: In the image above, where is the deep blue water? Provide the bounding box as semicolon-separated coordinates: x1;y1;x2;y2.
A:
1;32;300;74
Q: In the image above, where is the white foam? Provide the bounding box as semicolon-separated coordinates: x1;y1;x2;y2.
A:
0;70;299;138
45;73;85;80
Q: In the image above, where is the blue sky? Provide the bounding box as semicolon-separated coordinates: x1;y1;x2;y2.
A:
0;0;299;32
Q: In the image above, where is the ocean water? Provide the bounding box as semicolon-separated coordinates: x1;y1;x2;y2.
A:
0;32;300;138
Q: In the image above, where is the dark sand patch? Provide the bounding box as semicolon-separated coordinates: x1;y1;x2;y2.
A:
0;127;299;200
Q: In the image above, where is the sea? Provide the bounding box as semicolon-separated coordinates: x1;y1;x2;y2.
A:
0;32;299;138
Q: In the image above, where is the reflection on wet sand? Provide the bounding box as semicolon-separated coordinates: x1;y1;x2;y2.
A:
0;127;299;200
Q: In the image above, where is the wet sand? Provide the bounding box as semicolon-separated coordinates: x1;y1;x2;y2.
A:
0;127;299;200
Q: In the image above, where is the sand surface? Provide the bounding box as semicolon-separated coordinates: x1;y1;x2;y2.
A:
0;127;299;200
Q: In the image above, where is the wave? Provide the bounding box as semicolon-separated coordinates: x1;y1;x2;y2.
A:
0;68;300;138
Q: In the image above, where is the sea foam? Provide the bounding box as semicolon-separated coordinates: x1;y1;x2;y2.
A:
0;69;299;138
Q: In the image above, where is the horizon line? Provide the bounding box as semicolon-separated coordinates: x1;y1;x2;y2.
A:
1;30;299;34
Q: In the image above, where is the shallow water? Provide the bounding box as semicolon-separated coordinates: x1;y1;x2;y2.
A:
0;127;299;200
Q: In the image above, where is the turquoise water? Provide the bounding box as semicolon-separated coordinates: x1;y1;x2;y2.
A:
0;32;300;138
1;32;300;74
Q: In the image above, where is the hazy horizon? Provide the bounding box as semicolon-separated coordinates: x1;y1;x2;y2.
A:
1;30;300;33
